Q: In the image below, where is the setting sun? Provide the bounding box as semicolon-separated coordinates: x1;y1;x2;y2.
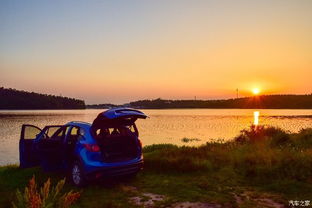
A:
252;88;260;95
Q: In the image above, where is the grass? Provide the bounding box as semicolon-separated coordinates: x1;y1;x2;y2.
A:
1;125;312;207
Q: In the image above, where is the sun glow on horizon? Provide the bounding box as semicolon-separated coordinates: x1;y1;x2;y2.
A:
252;88;260;95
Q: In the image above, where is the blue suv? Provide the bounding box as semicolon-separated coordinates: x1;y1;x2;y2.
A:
19;108;147;186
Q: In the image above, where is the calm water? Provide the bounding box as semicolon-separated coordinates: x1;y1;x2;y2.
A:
0;109;311;165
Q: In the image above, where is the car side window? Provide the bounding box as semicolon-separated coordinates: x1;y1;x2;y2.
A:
48;126;70;141
23;126;42;140
47;127;61;138
70;127;79;135
54;126;70;138
41;126;63;139
68;126;84;141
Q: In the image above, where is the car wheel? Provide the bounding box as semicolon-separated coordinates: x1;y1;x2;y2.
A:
70;161;86;187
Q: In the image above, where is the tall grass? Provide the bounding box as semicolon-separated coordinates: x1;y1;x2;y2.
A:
143;125;312;182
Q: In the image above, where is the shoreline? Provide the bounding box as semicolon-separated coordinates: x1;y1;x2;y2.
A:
1;125;311;207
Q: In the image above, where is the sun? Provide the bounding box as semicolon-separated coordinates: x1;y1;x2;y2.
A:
252;88;260;95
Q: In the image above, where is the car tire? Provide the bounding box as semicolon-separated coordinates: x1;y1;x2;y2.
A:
70;161;87;187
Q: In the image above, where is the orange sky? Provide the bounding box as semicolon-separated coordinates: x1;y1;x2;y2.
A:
1;1;312;104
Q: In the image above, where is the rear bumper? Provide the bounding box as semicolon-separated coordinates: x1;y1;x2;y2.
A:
85;160;144;180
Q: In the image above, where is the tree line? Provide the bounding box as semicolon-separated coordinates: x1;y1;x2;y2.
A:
3;87;310;109
127;94;312;109
0;87;85;109
86;103;118;109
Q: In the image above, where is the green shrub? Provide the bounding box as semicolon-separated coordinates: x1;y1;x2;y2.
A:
290;128;312;149
143;125;312;184
181;137;201;143
234;125;290;147
143;144;178;153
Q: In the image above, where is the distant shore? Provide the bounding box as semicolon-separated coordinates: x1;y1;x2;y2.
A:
88;94;312;109
1;87;311;110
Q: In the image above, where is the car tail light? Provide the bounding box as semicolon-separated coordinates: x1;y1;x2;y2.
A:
83;144;100;152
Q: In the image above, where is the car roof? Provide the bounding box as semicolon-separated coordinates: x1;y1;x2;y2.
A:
66;121;91;129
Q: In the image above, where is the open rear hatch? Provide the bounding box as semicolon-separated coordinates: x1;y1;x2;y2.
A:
91;108;147;162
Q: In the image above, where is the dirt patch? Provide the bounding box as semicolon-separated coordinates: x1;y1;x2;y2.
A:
123;185;286;208
121;185;165;208
234;191;286;208
129;192;165;208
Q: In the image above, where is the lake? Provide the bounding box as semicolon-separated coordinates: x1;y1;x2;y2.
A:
0;109;311;165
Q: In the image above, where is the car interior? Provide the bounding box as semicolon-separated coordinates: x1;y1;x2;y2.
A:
94;124;139;162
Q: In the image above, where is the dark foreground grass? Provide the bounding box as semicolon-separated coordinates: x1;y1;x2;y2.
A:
1;125;312;207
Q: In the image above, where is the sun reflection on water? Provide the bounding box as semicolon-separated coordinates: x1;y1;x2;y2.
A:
254;111;260;125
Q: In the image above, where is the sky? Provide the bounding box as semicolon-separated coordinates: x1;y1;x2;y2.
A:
1;0;312;104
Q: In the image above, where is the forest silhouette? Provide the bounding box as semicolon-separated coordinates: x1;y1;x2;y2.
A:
0;87;85;109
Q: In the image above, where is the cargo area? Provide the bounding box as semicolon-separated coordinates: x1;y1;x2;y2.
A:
94;126;140;162
90;109;146;163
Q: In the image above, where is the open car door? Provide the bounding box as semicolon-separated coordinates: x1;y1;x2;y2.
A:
19;124;42;168
37;125;67;171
